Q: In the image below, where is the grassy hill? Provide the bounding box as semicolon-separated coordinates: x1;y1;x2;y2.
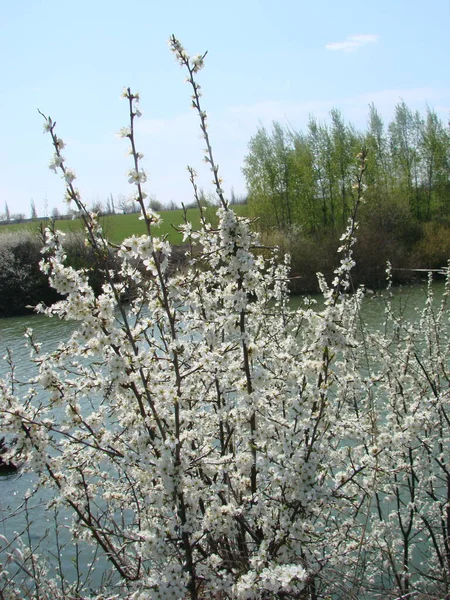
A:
0;205;248;246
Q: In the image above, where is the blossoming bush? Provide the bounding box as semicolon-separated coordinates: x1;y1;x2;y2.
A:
1;36;450;600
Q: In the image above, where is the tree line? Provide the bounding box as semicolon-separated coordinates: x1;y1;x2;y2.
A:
243;102;450;233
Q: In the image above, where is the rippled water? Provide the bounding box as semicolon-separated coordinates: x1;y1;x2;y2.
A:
0;314;102;587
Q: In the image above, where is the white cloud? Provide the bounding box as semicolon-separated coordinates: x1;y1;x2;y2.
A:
326;34;379;52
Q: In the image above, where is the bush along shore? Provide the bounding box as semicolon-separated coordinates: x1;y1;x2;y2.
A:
262;215;450;295
0;230;61;317
0;226;195;317
1;215;447;317
0;229;122;317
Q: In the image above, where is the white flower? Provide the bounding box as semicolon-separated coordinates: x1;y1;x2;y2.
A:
192;54;204;72
117;127;131;139
127;169;147;185
49;154;64;172
63;169;76;184
43;118;52;132
180;222;192;242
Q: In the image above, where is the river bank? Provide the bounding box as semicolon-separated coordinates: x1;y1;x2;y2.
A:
1;216;448;317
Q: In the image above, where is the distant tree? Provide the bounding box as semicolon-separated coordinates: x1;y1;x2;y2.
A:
229;188;247;205
117;195;140;214
289;129;319;232
365;103;390;190
4;203;10;223
243;125;284;229
307;116;331;227
51;206;61;220
197;188;212;207
167;199;178;211
128;200;140;213
330;109;360;225
270;122;296;228
308;116;339;227
30;199;38;220
10;213;26;222
185;188;214;209
105;193;115;215
67;207;81;219
419;107;450;219
149;197;164;211
389;101;423;219
91;199;104;215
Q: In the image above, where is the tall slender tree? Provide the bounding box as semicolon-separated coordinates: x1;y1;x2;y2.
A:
389;101;423;218
30;199;37;220
419;107;450;219
330;109;360;226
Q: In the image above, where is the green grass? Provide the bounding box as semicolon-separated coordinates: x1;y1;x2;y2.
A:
0;205;248;246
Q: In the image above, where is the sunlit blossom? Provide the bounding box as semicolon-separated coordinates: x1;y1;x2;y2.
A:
63;169;76;184
127;168;147;185
117;126;131;138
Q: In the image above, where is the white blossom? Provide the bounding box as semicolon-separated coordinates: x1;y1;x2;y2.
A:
127;168;147;185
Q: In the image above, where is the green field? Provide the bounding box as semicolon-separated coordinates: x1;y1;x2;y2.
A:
0;205;248;246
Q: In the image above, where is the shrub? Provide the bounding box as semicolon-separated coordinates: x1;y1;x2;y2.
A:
412;221;450;269
0;231;59;316
260;227;341;294
0;229;122;317
1;37;450;600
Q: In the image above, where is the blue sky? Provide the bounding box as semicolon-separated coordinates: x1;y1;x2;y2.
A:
1;0;450;217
